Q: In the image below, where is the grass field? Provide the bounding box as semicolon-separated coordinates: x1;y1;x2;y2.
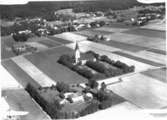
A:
101;40;147;52
135;51;166;65
37;39;62;48
1;36;17;59
2;60;41;89
48;36;72;44
54;32;87;42
113;51;165;67
3;89;51;120
108;73;167;109
24;46;87;84
141;68;167;83
94;27;129;33
147;48;166;55
123;28;166;39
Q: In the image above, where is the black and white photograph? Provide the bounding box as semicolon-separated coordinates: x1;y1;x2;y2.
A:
0;0;166;120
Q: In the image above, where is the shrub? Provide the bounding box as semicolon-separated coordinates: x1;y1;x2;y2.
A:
99;98;112;109
59;92;65;99
79;100;99;116
56;82;70;93
86;61;107;73
96;90;111;102
88;79;99;89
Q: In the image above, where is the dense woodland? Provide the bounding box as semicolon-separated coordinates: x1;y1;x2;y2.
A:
0;0;144;20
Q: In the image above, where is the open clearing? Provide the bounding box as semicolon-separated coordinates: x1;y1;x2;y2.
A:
107;73;167;109
116;50;166;65
94;27;129;33
123;28;166;39
37;39;62;48
1;36;17;59
12;56;56;87
48;36;72;44
25;46;87;84
54;32;87;42
2;89;51;120
101;40;147;52
113;51;165;67
140;20;166;31
2;60;41;88
141;68;167;83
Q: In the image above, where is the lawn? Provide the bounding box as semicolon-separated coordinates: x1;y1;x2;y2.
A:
25;46;88;84
2;89;51;120
141;68;167;83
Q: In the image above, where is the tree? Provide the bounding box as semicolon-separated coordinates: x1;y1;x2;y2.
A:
96;90;109;102
12;33;29;42
100;82;106;91
88;79;98;89
56;82;70;93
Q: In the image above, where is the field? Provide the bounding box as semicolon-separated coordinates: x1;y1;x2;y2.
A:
1;36;64;60
1;21;166;119
141;68;167;83
54;32;87;42
24;46;88;84
113;51;164;67
123;28;166;39
48;36;72;44
1;36;17;59
75;26;166;53
37;39;61;48
107;73;167;109
2;89;51;120
2;60;40;88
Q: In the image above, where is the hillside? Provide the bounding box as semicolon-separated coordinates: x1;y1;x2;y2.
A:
0;0;142;20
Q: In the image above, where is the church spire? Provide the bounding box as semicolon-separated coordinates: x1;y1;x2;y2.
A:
74;41;80;64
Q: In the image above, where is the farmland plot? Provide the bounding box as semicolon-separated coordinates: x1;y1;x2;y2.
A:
94;27;129;33
107;73;167;109
25;46;87;84
54;32;87;42
2;60;40;88
113;51;165;67
48;36;72;44
123;28;166;39
2;89;51;120
141;68;167;83
115;50;166;65
37;39;62;48
1;36;17;59
12;56;56;87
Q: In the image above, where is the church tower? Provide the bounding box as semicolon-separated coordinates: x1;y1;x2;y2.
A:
74;41;81;64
